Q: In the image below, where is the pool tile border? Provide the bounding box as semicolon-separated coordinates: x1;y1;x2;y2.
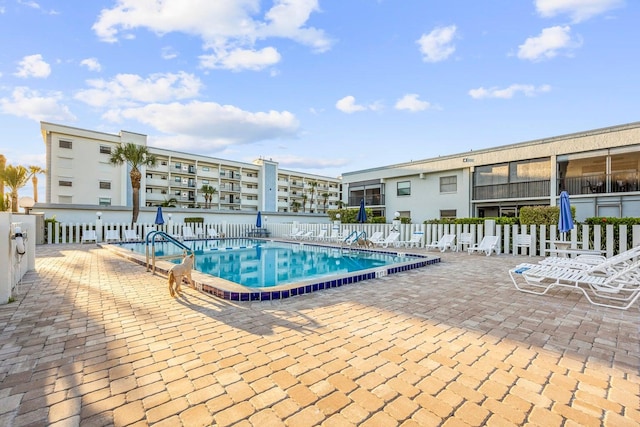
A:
102;240;440;301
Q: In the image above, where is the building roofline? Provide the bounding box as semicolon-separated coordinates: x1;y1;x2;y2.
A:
342;121;640;176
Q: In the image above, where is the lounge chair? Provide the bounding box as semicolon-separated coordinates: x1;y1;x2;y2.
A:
509;259;640;310
513;234;532;256
300;231;315;240
468;236;499;256
195;227;205;238
539;245;640;275
289;229;304;240
315;229;328;241
376;232;401;248
426;234;456;252
82;230;97;243
398;231;424;248
207;229;219;239
456;233;474;252
367;231;385;245
124;229;140;241
182;226;196;240
104;229;120;242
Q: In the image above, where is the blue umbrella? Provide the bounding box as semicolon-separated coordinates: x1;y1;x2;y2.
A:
558;191;574;240
256;211;262;228
154;206;165;225
356;199;367;223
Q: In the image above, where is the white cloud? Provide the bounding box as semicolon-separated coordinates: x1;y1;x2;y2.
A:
14;54;51;78
161;46;178;60
0;7;5;14
199;47;281;71
109;101;299;151
535;0;624;22
335;96;382;113
92;0;332;71
416;25;457;63
0;87;76;121
74;71;202;107
395;94;431;112
80;58;102;72
468;84;551;99
517;26;582;61
18;0;40;10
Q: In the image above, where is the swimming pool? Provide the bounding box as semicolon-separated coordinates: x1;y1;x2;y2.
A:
108;238;440;301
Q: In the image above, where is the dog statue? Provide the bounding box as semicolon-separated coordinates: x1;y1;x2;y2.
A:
168;253;195;297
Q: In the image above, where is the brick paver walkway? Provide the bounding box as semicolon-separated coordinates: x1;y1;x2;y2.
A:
0;245;638;426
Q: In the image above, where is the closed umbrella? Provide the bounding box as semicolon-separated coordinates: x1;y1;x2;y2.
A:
356;199;367;224
154;206;165;225
558;191;574;241
256;211;262;228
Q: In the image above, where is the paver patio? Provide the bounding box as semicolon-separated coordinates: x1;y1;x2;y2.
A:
0;244;638;426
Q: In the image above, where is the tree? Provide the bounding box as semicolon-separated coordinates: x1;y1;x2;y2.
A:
160;197;177;207
308;181;317;213
109;143;157;225
301;194;308;213
1;164;29;212
28;165;45;203
200;184;217;209
321;192;329;213
0;155;5;211
291;200;301;213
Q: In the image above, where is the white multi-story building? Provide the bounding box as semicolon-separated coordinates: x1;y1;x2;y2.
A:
341;122;640;222
41;122;341;214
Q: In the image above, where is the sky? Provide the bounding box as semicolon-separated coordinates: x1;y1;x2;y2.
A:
1;0;639;201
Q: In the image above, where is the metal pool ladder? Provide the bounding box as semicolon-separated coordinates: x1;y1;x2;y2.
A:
145;230;193;273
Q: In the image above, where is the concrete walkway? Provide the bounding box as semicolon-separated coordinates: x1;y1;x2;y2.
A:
0;244;638;426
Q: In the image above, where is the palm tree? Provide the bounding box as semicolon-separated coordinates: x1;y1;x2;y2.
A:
291;200;301;213
0;155;5;211
109;143;157;225
301;194;308;213
321;192;329;213
200;184;217;209
28;165;45;203
1;164;29;212
160;197;177;207
308;181;317;213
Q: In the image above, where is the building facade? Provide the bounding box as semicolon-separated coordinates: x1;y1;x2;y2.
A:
341;122;640;223
41;122;341;214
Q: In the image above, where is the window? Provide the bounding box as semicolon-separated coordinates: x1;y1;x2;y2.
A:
202;179;209;184
59;180;72;187
175;190;181;196
99;198;111;206
175;176;181;182
440;176;457;193
440;210;457;219
202;166;210;171
397;181;411;196
161;161;168;166
59;140;72;149
99;145;111;154
99;181;111;189
175;162;182;169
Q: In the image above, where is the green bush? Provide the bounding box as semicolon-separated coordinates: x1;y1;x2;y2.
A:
423;217;518;226
184;217;204;224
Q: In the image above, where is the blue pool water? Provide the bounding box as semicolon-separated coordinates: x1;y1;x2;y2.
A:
117;238;424;288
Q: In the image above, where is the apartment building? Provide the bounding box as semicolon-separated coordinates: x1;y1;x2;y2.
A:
341;122;640;222
41;122;341;213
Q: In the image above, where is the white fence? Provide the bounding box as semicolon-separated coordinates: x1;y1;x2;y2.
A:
42;219;640;257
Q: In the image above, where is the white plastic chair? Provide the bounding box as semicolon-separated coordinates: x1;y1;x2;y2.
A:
124;229;140;241
207;229;219;238
456;233;474;252
367;231;384;245
376;232;401;248
513;234;532;256
182;226;196;240
399;231;424;248
82;230;97;243
468;236;499;256
426;234;456;252
104;229;120;242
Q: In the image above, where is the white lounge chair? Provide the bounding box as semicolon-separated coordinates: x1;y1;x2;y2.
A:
367;231;385;245
300;231;315;240
509;259;640;310
195;226;205;238
456;233;474;252
82;230;97;243
399;231;424;248
376;232;401;248
104;229;120;242
182;226;196;240
289;229;304;240
315;229;328;241
426;234;456;252
207;229;219;239
468;235;499;256
124;229;140;241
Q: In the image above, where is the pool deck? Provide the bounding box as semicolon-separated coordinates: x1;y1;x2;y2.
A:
0;244;638;426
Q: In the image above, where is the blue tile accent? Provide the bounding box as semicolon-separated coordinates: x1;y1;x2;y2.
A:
251;292;260;301
261;292;270;301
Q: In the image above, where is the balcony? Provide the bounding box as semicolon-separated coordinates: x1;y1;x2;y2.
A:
560;173;639;195
473;180;550;201
348;195;385;206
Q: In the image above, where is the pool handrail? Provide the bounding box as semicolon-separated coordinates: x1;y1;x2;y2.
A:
145;230;193;273
342;230;367;248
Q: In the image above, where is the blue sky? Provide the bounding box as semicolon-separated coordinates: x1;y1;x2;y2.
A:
1;0;638;200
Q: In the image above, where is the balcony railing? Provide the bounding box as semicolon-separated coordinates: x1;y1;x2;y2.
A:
348;195;385;206
560;173;639;195
473;180;550;201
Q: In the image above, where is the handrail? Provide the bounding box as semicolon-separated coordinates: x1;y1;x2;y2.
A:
341;230;367;249
145;230;193;273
